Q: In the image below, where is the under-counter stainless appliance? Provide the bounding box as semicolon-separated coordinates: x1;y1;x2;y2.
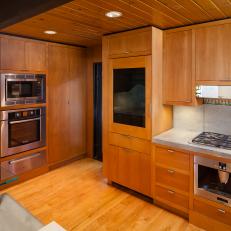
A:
0;107;46;157
194;156;231;207
0;150;47;181
1;73;46;106
192;132;231;150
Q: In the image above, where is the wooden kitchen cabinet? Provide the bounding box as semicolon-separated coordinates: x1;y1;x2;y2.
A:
0;36;26;71
108;55;152;140
48;44;86;166
107;28;152;58
153;145;190;214
25;41;47;71
195;23;231;83
109;145;151;197
163;30;195;105
0;35;47;72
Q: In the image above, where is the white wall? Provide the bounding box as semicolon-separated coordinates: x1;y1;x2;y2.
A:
174;105;231;135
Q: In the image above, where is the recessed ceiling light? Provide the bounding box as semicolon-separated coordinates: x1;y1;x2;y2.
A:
105;11;122;18
44;30;57;35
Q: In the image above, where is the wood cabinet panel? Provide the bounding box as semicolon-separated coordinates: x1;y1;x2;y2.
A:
155;146;190;172
193;199;231;226
156;185;189;211
25;41;47;71
108;56;152;140
48;44;86;165
107;28;151;58
163;30;193;104
109;132;150;154
0;37;26;70
195;24;231;82
109;145;151;197
155;166;189;192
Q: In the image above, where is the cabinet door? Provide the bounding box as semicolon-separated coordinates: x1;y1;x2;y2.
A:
108;35;127;57
195;24;231;82
25;41;47;71
109;145;151;197
163;30;193;104
109;56;152;139
126;30;151;55
48;45;70;164
0;37;26;70
68;48;86;157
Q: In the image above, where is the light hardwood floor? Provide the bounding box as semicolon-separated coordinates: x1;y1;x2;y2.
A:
2;158;203;231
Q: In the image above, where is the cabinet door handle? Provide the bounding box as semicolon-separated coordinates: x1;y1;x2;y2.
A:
167;169;175;174
217;209;226;214
167;149;174;153
167;190;175;195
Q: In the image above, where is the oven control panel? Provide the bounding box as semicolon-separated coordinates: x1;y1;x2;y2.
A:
8;109;41;120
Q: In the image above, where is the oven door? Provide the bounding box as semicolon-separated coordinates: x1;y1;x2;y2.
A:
1;112;46;157
194;156;231;207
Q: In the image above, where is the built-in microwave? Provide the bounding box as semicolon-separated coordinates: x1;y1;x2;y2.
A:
1;73;46;106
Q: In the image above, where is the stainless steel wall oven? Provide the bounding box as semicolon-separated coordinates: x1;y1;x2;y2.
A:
194;155;231;207
0;107;46;157
1;73;46;106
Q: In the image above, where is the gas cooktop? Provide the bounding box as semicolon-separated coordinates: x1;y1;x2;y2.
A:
192;132;231;150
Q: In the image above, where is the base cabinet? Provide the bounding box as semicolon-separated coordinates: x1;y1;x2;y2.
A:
109;145;151;197
153;145;190;214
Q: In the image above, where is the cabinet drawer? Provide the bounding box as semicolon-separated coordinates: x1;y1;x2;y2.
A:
155;146;190;171
156;166;189;192
194;199;231;226
156;185;189;210
109;133;150;154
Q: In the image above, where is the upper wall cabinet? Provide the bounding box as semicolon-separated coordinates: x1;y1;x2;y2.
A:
163;30;197;106
195;23;231;83
0;36;47;72
107;28;152;58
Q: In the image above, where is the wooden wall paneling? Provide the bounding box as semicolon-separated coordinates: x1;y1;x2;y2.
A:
86;45;102;158
2;0;231;46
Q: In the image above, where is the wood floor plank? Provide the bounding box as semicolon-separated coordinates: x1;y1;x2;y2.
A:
1;158;203;231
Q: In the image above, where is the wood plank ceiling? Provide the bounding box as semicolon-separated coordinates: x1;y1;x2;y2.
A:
1;0;231;47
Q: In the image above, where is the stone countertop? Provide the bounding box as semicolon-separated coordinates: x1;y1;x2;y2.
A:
153;128;231;159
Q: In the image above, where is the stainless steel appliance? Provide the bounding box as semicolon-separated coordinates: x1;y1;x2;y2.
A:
0;107;46;157
194;155;231;207
192;132;231;150
1;150;47;181
1;73;46;106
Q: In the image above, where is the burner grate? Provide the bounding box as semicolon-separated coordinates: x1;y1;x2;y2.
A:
192;132;231;150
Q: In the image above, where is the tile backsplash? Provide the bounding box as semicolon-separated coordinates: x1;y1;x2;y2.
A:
174;105;231;135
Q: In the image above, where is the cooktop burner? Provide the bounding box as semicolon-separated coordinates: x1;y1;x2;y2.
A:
192;132;231;150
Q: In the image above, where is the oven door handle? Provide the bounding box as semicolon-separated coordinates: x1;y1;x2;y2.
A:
9;117;40;124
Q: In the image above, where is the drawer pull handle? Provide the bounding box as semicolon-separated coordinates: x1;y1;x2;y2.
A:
217;209;226;214
167;149;174;153
167;169;175;174
167;190;175;195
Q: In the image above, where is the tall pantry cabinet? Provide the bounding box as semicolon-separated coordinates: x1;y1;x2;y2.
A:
48;44;86;167
102;27;172;197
